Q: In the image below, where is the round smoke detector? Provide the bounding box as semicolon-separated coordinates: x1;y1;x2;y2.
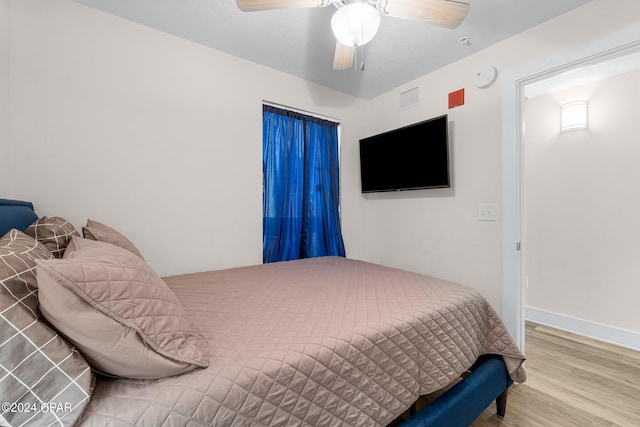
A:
474;66;498;89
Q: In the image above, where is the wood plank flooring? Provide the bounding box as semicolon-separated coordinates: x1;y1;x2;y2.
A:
390;321;640;426
473;322;640;426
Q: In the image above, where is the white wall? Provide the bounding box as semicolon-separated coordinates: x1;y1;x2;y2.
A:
0;0;8;190
7;0;369;275
525;70;640;335
6;0;640;313
359;0;640;310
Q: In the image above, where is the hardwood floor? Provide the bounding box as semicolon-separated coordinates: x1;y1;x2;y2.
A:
473;322;640;426
390;321;640;426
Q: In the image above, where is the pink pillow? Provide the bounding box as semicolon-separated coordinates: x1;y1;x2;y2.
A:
82;219;144;259
37;239;208;379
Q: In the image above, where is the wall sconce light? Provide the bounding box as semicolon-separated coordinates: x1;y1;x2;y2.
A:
561;101;588;132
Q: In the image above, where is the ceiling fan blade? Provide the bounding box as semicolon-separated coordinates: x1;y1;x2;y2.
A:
236;0;330;12
333;41;354;70
378;0;470;29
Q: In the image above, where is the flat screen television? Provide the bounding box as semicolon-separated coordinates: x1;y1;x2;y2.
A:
359;115;450;193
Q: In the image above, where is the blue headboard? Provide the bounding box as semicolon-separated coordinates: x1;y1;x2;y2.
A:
0;199;39;236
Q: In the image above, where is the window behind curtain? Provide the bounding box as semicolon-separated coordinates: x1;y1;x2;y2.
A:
262;104;346;263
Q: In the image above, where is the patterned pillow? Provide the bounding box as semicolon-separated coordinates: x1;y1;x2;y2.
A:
36;240;208;379
0;229;53;314
25;216;80;258
82;219;144;259
0;292;94;427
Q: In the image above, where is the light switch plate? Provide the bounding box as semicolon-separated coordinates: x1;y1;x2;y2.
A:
478;204;496;221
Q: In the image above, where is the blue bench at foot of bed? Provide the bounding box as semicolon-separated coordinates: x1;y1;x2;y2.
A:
400;355;513;427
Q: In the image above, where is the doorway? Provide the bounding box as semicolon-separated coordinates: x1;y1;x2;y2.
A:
501;24;640;350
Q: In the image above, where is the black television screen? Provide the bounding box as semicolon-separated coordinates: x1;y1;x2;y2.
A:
359;115;450;193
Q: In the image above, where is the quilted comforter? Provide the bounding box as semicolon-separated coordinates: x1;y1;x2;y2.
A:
78;257;526;426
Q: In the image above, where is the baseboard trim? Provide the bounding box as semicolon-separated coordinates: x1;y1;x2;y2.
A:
526;307;640;352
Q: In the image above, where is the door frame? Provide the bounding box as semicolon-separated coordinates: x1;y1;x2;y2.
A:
501;24;640;350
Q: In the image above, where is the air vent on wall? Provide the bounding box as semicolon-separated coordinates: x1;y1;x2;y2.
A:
399;87;419;110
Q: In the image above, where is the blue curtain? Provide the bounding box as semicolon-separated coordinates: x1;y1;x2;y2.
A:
263;105;346;263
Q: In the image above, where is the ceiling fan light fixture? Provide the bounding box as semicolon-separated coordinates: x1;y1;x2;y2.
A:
331;3;381;47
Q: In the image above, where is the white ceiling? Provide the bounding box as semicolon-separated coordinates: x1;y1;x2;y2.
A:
72;0;593;100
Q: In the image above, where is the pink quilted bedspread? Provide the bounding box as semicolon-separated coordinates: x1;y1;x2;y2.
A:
78;257;525;426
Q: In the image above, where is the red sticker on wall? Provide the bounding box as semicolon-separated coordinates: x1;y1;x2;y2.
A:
448;88;465;109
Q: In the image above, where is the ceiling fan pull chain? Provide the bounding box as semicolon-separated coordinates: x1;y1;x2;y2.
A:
360;18;365;71
353;44;358;72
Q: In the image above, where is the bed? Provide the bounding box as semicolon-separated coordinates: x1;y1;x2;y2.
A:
0;198;525;427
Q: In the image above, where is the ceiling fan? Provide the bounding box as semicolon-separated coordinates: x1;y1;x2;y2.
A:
236;0;470;70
